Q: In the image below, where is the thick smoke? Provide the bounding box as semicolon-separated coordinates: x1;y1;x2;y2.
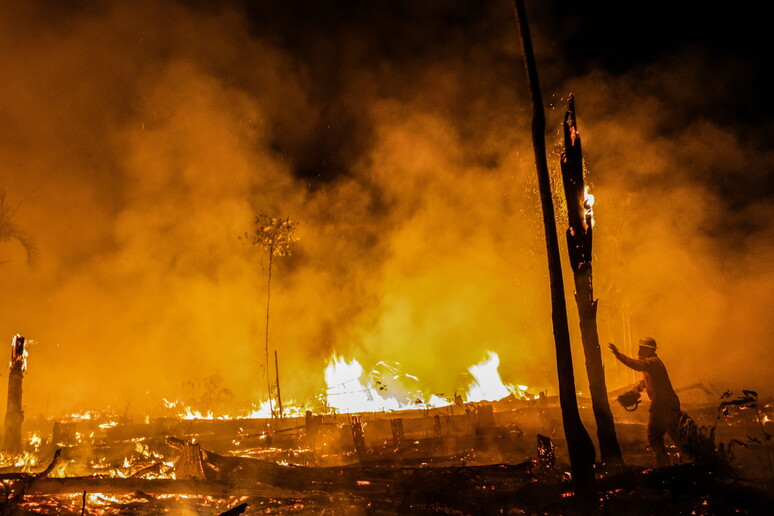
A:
0;1;770;417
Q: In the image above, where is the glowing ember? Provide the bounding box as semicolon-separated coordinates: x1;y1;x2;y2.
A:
87;492;125;506
584;185;595;228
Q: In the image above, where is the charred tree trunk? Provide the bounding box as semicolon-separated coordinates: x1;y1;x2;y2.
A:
512;0;596;491
4;335;26;452
560;95;624;465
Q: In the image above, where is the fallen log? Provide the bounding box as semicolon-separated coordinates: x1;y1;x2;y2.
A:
18;478;310;498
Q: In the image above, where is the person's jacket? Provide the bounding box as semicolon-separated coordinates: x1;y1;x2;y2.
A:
615;353;680;413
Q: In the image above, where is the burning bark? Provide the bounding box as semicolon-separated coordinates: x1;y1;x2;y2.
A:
560;95;624;465
4;335;27;452
512;0;596;491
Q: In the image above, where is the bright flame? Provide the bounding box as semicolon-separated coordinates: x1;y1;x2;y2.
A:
426;394;451;408
88;493;124;505
247;399;274;418
0;452;40;471
465;351;531;402
584;185;595;228
162;397;305;420
9;334;29;372
28;432;42;451
64;410;97;421
466;352;510;402
325;355;401;413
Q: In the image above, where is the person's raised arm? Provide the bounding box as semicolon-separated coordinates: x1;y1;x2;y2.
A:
608;343;649;371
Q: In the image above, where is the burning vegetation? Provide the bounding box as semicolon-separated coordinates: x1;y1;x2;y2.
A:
1;338;773;514
1;0;773;514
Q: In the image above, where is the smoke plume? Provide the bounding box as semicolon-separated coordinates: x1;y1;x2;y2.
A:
0;1;770;417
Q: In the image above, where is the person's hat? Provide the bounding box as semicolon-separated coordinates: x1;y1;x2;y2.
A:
638;337;657;349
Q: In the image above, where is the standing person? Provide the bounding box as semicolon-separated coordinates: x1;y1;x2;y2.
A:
609;337;682;466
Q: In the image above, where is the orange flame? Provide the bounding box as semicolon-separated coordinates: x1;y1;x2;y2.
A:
584;185;595;228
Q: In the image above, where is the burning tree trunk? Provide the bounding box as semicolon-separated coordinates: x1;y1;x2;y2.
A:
560;95;624;465
512;0;596;490
4;335;26;452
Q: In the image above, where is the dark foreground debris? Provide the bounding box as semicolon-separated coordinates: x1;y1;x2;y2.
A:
2;443;773;515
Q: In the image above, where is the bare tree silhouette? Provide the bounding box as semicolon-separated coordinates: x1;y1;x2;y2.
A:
0;192;37;265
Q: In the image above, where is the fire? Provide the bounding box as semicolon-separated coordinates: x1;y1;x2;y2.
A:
324;355;454;413
584;185;595;228
325;355;402;413
322;351;532;411
64;410;98;421
28;432;42;451
247;399;275;418
161;397;307;420
0;451;39;471
87;493;125;506
465;351;530;402
9;334;29;371
40;352;532;431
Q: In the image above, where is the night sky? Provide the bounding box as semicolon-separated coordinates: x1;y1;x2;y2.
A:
238;1;770;183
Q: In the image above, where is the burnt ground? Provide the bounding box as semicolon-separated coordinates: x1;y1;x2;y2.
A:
1;392;772;515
